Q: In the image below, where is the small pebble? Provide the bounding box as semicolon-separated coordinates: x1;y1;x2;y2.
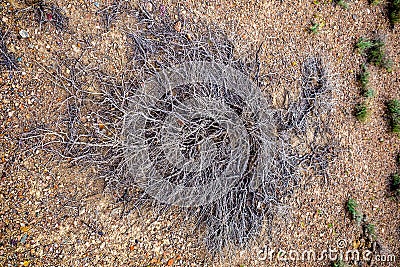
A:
20;233;28;244
145;1;153;12
174;21;182;32
19;30;29;39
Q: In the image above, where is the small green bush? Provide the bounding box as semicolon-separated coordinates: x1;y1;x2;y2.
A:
360;64;370;90
332;259;348;267
356;38;373;53
387;99;400;133
393;173;400;187
347;198;363;223
390;0;400;24
337;0;349;9
390;173;400;199
370;0;382;5
356;38;392;72
382;59;393;73
347;198;357;215
358;64;375;98
310;23;320;34
355;102;369;122
392;173;400;190
365;223;376;240
363;89;375;98
367;40;385;66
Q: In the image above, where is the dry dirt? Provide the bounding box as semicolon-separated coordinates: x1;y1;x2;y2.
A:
0;0;400;266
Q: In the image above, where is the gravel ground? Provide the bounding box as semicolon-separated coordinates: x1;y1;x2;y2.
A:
0;0;399;266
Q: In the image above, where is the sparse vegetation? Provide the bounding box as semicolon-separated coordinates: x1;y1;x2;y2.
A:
363;89;375;98
356;38;392;72
370;0;382;5
393;173;400;187
336;0;349;9
391;173;400;197
359;65;375;98
389;176;400;199
367;39;385;66
383;59;393;73
390;0;400;25
356;38;373;53
387;99;400;133
360;64;370;90
347;198;363;223
332;259;348;267
355;102;370;122
347;198;357;215
310;23;320;34
365;223;376;240
344;198;380;255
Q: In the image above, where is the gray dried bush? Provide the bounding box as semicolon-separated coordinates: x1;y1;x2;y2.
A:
23;1;336;254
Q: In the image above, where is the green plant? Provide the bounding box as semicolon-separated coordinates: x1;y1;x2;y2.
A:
367;40;385;66
347;198;357;215
310;23;320;34
370;0;382;5
387;99;400;133
360;64;370;90
357;38;393;72
390;173;400;195
332;259;348;267
337;0;349;9
383;59;394;73
390;0;400;24
363;89;375;98
358;62;375;98
347;198;363;223
391;173;400;197
355;102;369;122
393;173;400;187
365;223;376;240
356;38;373;53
